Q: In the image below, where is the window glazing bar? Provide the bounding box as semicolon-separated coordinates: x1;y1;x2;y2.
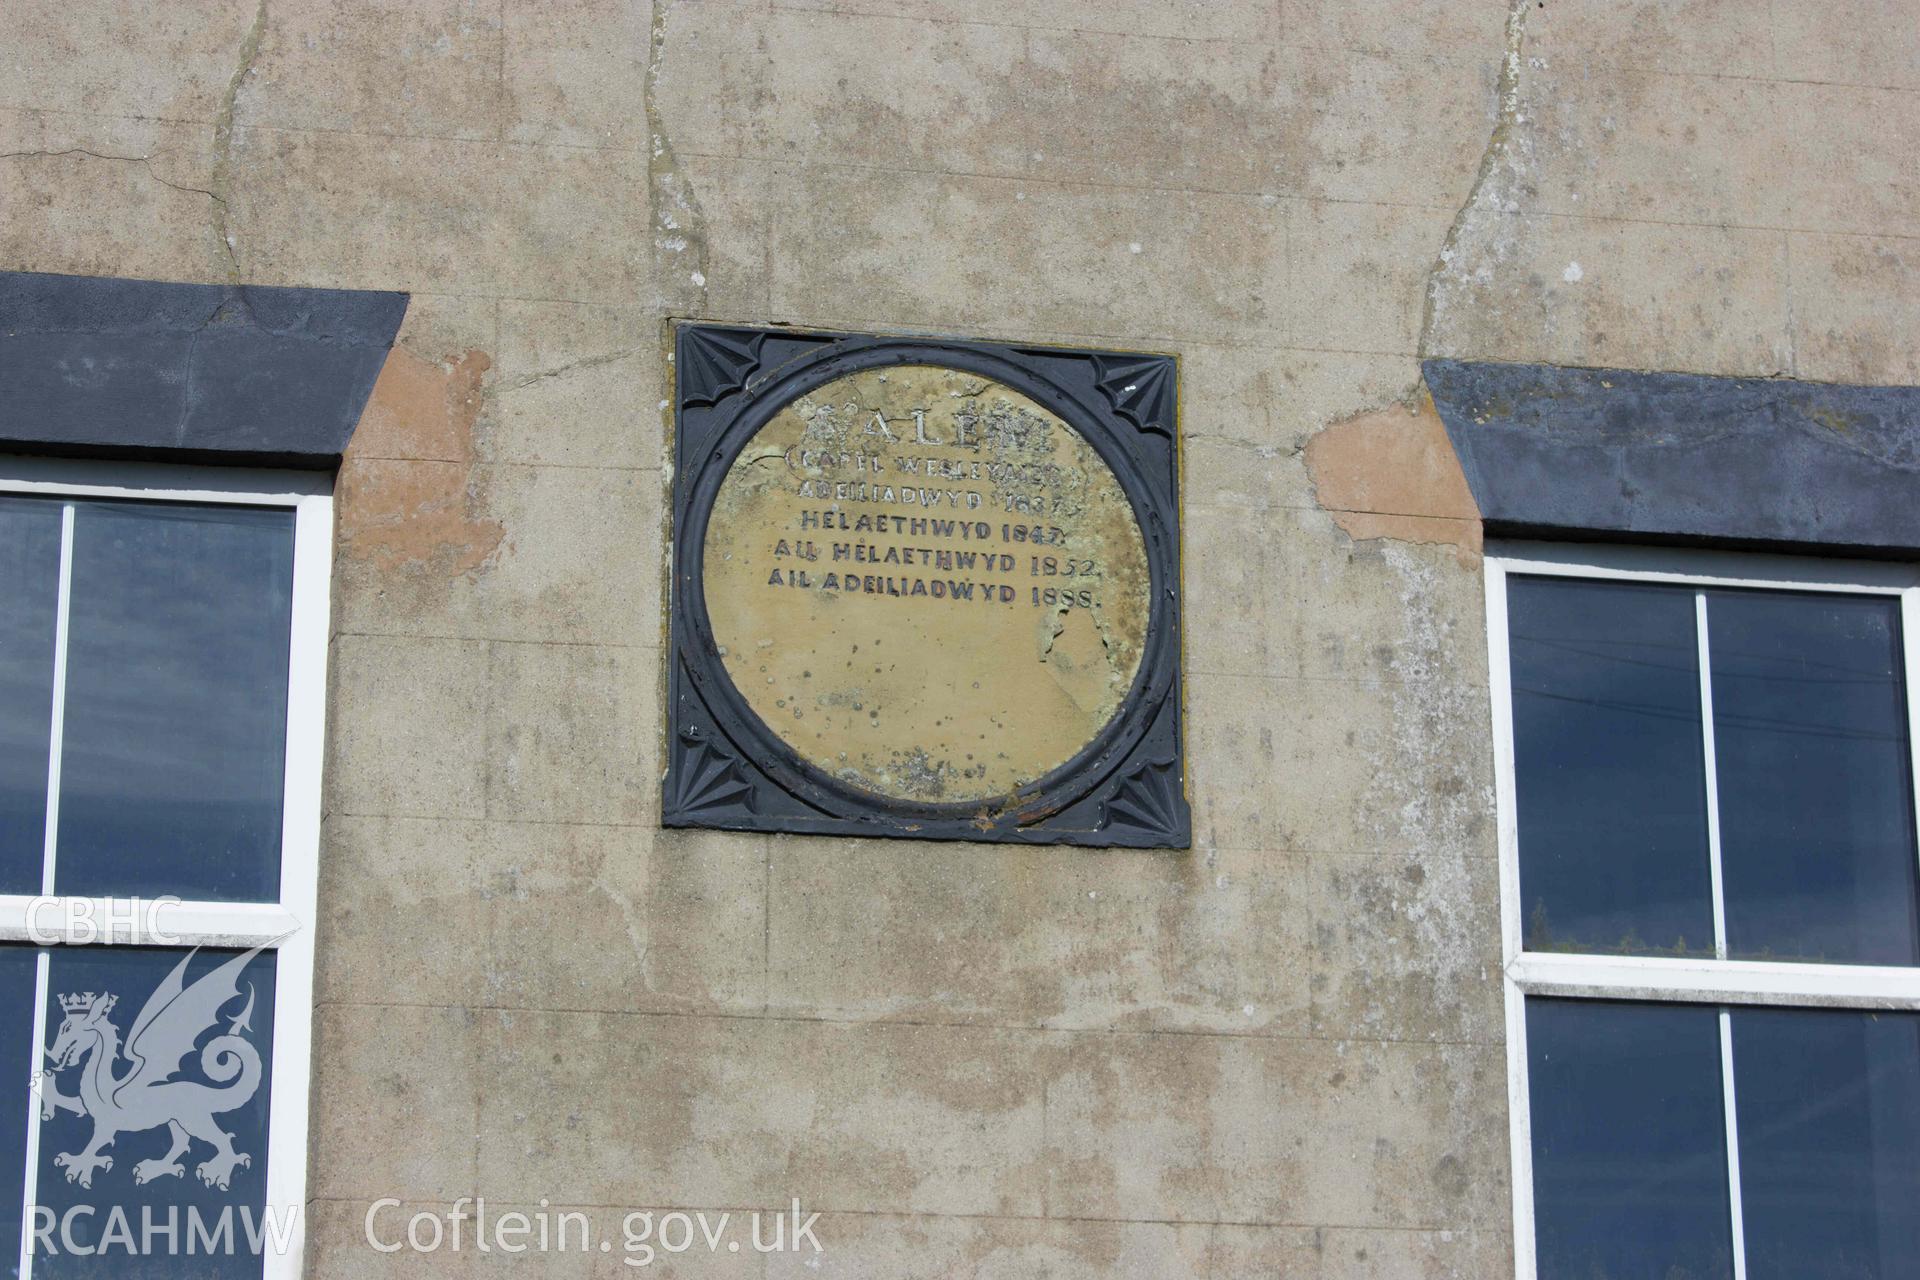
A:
1904;589;1920;934
1696;592;1729;959
37;505;72;897
1719;1009;1749;1280
16;950;48;1280
1510;951;1920;1008
0;897;301;947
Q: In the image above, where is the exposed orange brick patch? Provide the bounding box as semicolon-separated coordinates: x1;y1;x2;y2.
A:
349;346;490;462
1303;391;1484;566
336;347;504;577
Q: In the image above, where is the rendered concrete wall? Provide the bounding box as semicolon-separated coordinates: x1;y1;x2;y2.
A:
4;1;1914;1275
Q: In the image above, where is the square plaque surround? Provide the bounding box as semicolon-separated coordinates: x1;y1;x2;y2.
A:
664;323;1188;848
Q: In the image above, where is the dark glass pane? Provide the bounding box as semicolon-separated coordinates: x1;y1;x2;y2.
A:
31;946;275;1279
0;498;62;894
1710;592;1920;965
1510;577;1715;955
1733;1008;1920;1280
55;503;293;902
1528;999;1733;1280
0;946;41;1278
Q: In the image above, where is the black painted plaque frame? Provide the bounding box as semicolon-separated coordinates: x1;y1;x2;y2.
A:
664;323;1189;848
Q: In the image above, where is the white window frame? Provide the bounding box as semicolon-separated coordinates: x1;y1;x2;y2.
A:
0;456;332;1280
1485;539;1920;1280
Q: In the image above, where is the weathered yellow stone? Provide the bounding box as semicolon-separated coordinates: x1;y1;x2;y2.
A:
703;364;1150;805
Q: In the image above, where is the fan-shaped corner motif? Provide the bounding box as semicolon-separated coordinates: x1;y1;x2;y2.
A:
1101;756;1186;843
1093;354;1176;438
679;327;765;407
665;735;756;821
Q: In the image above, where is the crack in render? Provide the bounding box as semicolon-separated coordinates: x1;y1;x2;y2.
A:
646;0;712;304
209;0;269;283
484;346;650;396
1;148;224;205
1193;433;1297;458
1418;0;1532;360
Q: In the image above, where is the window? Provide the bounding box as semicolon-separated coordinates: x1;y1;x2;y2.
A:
0;459;331;1279
1488;542;1920;1280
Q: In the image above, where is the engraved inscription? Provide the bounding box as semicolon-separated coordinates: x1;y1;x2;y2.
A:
702;365;1152;804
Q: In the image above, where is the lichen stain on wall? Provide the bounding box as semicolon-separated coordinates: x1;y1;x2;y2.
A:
1302;393;1483;566
1421;0;1535;363
335;345;504;577
1302;398;1500;1030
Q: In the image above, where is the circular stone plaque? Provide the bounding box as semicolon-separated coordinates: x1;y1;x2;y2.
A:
701;364;1152;805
